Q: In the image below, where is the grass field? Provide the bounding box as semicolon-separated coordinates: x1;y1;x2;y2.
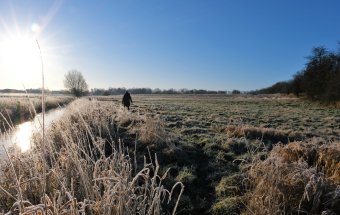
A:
0;94;339;214
115;94;339;214
128;94;339;140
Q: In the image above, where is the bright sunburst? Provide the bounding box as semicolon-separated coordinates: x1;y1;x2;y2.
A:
0;33;41;80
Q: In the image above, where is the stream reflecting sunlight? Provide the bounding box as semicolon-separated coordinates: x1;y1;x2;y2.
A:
12;122;33;152
0;108;65;154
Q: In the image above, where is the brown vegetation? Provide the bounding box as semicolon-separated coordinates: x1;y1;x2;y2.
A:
0;99;183;214
245;139;340;215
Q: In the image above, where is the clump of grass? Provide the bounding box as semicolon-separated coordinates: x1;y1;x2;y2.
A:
115;106;140;127
215;174;247;198
317;143;340;183
0;99;183;214
136;115;170;147
226;138;249;155
175;166;197;184
244;139;340;215
224;124;304;144
211;196;244;215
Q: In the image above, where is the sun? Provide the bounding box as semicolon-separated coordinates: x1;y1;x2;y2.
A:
0;34;41;80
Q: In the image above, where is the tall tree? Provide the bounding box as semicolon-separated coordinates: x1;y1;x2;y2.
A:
64;70;88;97
303;47;335;100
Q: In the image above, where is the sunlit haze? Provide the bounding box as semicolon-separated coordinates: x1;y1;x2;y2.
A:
1;0;340;91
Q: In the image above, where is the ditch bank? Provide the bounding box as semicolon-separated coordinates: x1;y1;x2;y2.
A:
0;96;74;132
0;107;67;156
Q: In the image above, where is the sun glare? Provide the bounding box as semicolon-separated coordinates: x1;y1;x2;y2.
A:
0;34;41;80
12;122;33;152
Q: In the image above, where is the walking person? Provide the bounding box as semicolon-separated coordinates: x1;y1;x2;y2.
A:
122;91;133;110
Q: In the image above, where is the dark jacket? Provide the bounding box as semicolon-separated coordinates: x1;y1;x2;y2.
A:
122;92;132;106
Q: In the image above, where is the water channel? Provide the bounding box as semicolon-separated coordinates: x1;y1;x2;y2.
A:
0;108;66;156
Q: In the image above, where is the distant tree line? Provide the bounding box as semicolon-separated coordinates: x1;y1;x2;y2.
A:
257;44;340;102
0;89;26;94
0;88;69;95
1;88;243;96
90;87;236;95
3;68;244;96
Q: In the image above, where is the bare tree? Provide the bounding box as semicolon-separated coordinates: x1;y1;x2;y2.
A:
64;70;88;97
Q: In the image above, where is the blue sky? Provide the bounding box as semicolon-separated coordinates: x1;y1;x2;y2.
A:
0;0;340;91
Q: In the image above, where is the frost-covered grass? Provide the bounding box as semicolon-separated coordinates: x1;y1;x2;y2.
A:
1;94;339;214
0;99;183;214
